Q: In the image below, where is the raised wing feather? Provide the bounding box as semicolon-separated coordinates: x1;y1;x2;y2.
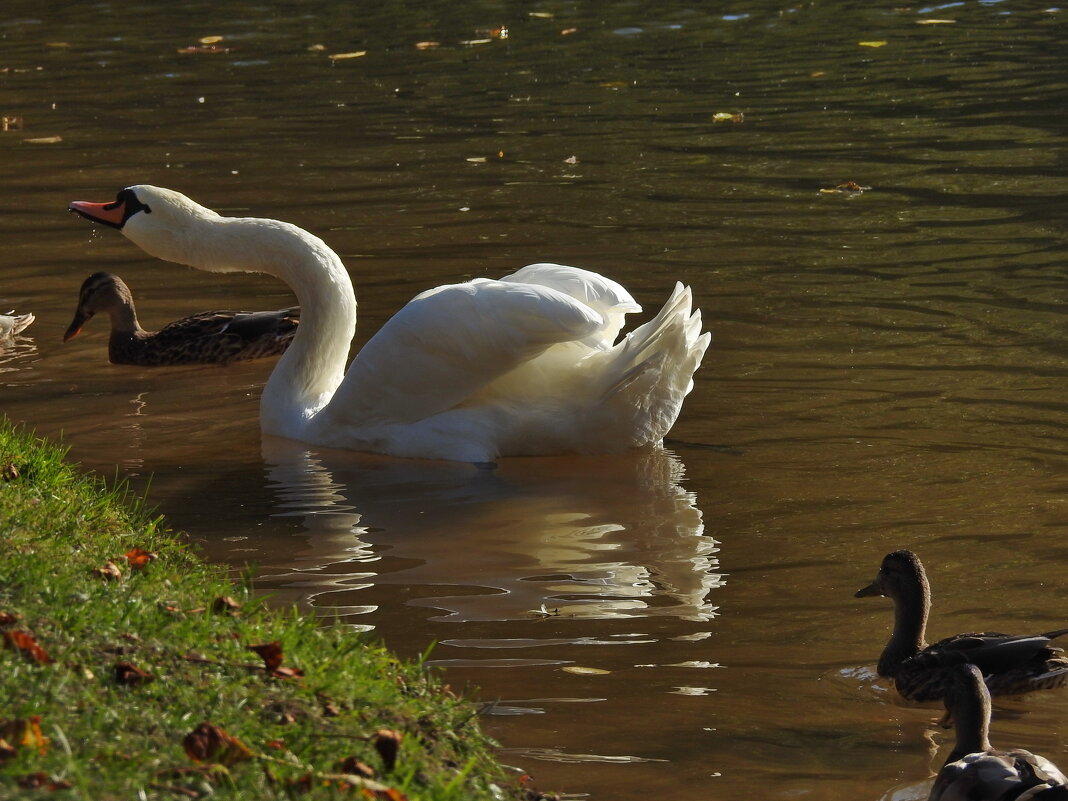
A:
325;277;606;426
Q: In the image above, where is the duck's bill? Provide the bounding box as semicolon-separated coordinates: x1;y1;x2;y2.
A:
63;312;88;342
69;199;126;228
854;582;882;598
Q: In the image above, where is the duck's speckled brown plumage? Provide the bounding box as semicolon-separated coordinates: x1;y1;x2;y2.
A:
856;550;1068;702
929;663;1068;800
64;272;299;366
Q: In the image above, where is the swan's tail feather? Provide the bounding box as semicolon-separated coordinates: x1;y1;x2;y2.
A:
593;283;710;448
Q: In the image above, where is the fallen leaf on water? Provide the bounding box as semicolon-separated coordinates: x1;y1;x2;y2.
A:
114;661;154;686
563;155;579;164
1;116;22;132
461;38;493;46
23;136;62;144
183;722;253;766
858;40;887;47
328;51;367;60
199;35;224;44
414;41;440;50
176;44;230;55
529;11;554;18
372;728;403;772
917;18;956;24
712;111;744;123
819;180;871;195
0;717;50;755
561;28;579;35
124;547;157;569
94;560;123;580
561;665;610;675
3;630;54;665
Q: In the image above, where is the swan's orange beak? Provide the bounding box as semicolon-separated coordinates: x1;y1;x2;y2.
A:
69;199;127;228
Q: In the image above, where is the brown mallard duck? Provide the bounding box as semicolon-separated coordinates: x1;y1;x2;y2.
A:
929;662;1068;800
63;272;299;366
856;550;1068;702
0;311;34;341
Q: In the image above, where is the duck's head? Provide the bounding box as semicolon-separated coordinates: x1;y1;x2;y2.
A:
855;549;929;602
63;272;134;341
70;185;220;267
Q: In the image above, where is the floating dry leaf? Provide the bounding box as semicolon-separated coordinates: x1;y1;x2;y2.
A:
462;38;493;46
199;35;224;44
563;155;578;164
183;722;253;766
3;630;54;665
819;180;871;195
329;51;367;60
177;44;230;54
561;27;579;35
414;41;440;50
561;665;610;675
1;116;23;132
529;11;554;18
858;40;887;47
23;136;62;144
917;18;956;24
712;111;744;123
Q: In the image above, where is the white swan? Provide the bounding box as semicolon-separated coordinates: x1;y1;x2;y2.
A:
70;186;711;463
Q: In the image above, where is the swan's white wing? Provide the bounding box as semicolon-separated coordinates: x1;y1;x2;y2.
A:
500;263;641;348
324;278;606;426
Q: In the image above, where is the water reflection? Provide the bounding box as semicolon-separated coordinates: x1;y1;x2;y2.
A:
258;436;721;628
0;336;37;383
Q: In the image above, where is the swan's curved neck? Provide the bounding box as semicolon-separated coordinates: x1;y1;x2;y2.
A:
128;213;357;437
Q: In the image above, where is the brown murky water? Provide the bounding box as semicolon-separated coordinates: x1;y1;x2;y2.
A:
5;2;1068;798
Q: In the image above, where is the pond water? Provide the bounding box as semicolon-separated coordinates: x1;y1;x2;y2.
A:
4;1;1068;799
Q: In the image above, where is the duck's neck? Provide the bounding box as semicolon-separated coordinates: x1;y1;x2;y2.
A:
949;691;992;762
880;583;930;675
135;214;357;437
105;298;144;336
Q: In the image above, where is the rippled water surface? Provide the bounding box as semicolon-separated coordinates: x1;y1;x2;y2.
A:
5;2;1068;798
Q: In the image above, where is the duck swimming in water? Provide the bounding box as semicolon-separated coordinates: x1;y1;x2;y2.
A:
63;272;299;366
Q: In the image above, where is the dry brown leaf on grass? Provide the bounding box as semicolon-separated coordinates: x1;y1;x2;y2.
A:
247;641;304;679
1;461;18;480
183;722;254;766
114;661;154;686
124;547;157;569
0;716;50;755
94;560;123;580
0;611;17;627
211;595;242;613
2;629;54;664
372;728;403;772
16;772;72;791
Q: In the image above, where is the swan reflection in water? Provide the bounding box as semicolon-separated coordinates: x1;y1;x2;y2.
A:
257;436;722;627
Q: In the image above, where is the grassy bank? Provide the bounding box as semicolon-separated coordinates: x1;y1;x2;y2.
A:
0;420;535;800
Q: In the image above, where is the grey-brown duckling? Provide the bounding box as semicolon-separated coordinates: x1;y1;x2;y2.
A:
856;550;1068;702
929;662;1068;800
64;272;299;366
